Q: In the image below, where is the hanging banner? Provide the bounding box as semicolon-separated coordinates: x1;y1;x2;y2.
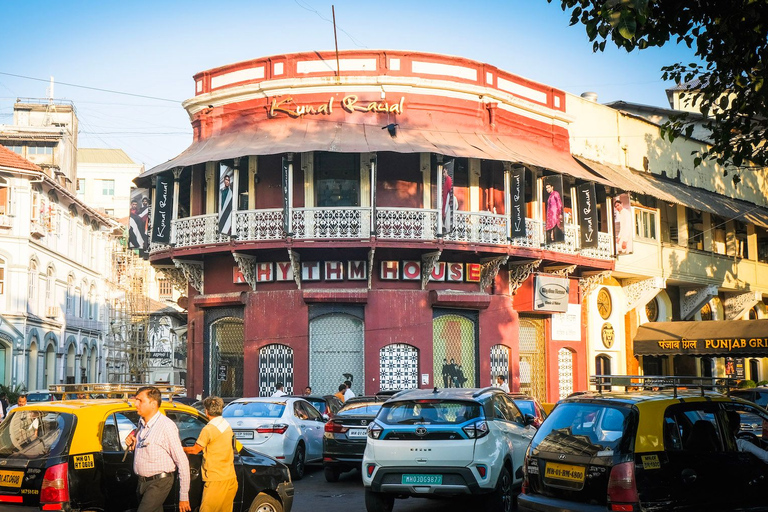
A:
442;159;455;235
151;173;173;244
128;187;150;254
218;164;234;235
613;192;633;255
282;156;291;235
510;167;526;238
577;182;598;248
542;175;565;244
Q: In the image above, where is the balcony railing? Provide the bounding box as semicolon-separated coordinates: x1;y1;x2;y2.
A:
163;208;614;259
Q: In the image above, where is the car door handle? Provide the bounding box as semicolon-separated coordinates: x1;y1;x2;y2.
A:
115;468;132;483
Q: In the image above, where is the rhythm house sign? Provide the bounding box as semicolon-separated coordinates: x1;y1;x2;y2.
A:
233;260;482;283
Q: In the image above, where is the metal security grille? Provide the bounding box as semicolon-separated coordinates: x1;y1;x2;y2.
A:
558;347;574;399
519;318;546;401
433;314;476;388
380;344;419;391
258;344;294;396
310;314;364;396
490;344;511;385
209;317;244;397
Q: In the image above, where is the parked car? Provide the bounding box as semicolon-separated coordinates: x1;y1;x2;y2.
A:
25;389;63;402
362;387;537;512
293;394;343;419
519;376;768;512
0;386;294;512
730;386;768;407
323;395;386;482
507;392;547;428
223;396;326;480
192;396;239;414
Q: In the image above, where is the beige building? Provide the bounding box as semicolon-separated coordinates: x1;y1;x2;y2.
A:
76;148;144;219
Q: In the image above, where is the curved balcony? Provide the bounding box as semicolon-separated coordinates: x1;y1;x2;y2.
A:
163;208;614;259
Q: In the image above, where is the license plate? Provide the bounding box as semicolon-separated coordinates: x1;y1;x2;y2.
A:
402;474;442;485
544;462;585;483
0;470;23;488
234;430;254;439
347;428;367;438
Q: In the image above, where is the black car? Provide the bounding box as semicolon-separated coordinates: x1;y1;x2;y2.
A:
508;392;548;428
297;394;344;419
730;386;768;407
323;395;386;482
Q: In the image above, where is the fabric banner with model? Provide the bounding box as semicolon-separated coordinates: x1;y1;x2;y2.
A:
510;166;526;238
542;175;565;244
218;163;234;235
442;159;455;234
151;173;173;244
577;182;598;248
613;192;633;255
128;187;150;254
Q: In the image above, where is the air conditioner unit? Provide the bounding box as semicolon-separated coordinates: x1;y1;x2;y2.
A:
46;306;60;318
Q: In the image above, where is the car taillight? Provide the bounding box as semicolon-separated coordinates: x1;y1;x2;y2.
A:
607;461;639;511
324;421;348;434
462;420;489;439
40;462;69;505
367;421;383;439
256;423;288;434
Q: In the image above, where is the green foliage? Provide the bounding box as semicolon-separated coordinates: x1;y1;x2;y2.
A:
757;380;768;387
737;379;757;389
0;383;26;405
549;0;768;169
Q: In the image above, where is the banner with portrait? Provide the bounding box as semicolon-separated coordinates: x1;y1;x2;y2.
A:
442;159;455;234
613;192;633;255
510;166;526;238
218;163;234;235
151;173;173;244
577;182;598;248
542;175;564;244
128;187;150;254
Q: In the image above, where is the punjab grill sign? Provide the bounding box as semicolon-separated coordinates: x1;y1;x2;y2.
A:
653;338;768;354
269;95;405;118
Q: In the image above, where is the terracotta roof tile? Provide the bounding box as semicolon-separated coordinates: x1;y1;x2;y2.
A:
0;145;41;172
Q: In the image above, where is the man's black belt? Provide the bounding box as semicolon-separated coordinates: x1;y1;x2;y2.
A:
138;472;174;482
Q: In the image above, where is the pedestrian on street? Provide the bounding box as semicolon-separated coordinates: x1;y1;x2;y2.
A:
125;386;190;512
6;394;27;415
343;380;355;401
304;386;312;396
334;384;346;403
183;396;238;512
495;375;510;393
272;382;287;397
0;393;8;418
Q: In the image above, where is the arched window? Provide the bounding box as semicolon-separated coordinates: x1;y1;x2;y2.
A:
0;256;5;295
380;343;419;391
45;265;56;308
557;348;575;399
595;354;612;391
88;284;95;320
79;280;87;317
0;176;9;216
66;274;75;314
28;259;39;302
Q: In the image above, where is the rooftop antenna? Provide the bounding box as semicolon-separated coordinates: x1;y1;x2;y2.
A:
332;5;341;81
47;76;54;103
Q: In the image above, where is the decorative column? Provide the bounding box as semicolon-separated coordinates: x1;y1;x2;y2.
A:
171;167;182;245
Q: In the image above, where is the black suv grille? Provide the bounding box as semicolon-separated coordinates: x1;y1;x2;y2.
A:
383;431;464;440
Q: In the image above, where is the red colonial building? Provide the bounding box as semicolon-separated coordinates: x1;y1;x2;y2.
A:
137;50;615;402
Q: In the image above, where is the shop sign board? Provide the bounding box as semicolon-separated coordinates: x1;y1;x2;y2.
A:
534;275;569;313
551;304;581;341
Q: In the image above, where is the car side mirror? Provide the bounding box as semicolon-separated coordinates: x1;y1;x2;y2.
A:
523;414;536;427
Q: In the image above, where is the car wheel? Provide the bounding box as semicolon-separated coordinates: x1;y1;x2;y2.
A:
290;443;306;480
483;465;513;512
248;493;283;512
324;466;340;482
364;488;394;512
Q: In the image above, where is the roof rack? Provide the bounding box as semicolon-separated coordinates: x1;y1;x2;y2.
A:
589;375;739;399
48;383;186;400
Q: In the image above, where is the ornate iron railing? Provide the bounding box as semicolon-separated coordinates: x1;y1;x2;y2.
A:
291;207;371;239
234;209;284;241
172;214;230;247
445;211;508;244
376;208;437;240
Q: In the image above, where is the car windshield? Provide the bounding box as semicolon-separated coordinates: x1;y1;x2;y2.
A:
0;410;74;459
338;402;383;416
379;400;481;425
223;401;286;419
27;393;56;402
513;399;536;417
531;402;631;456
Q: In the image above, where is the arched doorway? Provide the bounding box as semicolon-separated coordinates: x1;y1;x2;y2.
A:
90;344;98;383
596;354;612;391
28;338;39;390
45;343;56;386
80;347;88;383
433;311;477;389
258;344;294;396
519;318;546;400
310;314;364;396
557;347;575;399
209;317;244;397
490;344;511;388
66;343;76;384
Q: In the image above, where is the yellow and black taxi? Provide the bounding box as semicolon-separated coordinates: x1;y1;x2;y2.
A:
519;376;768;512
0;384;294;512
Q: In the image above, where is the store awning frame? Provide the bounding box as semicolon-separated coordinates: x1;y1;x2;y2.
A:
634;319;768;357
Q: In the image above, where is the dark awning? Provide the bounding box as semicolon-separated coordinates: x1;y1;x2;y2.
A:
634;320;768;357
577;157;768;229
139;122;609;186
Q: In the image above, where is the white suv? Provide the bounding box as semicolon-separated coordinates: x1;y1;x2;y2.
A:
362;387;536;512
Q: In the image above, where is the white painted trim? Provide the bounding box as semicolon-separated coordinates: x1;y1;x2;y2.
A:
211;67;265;89
497;77;548;104
411;60;477;81
297;59;377;74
